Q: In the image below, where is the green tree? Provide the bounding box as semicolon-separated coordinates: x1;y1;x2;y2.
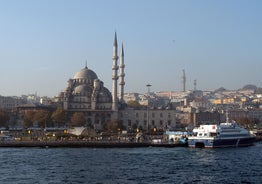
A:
0;109;10;127
51;107;67;127
71;112;86;127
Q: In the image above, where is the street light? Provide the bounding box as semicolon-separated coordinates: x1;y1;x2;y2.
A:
146;84;151;134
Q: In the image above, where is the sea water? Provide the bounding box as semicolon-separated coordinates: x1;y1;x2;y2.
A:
0;143;261;184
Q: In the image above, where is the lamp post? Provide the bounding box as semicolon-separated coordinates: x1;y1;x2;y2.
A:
146;84;151;134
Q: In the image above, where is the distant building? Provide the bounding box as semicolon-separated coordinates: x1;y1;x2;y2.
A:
118;108;176;132
124;93;140;102
0;96;25;110
190;98;211;110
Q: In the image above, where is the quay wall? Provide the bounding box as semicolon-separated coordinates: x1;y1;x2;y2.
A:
0;141;187;148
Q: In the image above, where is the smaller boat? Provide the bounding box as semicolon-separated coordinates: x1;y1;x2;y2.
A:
188;122;256;148
165;130;190;144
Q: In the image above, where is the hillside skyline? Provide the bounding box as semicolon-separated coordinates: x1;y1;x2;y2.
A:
1;83;261;98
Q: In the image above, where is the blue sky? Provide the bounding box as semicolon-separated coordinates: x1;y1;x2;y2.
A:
0;0;261;97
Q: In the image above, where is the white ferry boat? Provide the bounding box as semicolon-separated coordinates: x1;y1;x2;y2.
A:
188;122;256;148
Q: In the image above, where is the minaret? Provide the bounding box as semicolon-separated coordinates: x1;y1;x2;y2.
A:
181;69;186;92
119;43;125;103
112;32;119;111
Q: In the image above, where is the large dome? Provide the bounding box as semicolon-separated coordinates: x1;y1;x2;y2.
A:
73;67;98;80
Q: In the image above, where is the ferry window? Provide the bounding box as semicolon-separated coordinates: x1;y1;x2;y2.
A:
204;133;207;136
199;133;202;136
210;133;217;137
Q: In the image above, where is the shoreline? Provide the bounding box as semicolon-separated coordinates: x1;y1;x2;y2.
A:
0;138;260;148
0;140;187;148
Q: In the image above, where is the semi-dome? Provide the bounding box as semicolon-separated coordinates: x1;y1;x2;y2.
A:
73;66;98;80
73;84;93;94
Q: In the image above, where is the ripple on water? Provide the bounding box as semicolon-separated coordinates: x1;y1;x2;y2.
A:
0;144;261;183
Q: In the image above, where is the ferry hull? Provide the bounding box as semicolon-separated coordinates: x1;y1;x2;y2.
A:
188;137;256;148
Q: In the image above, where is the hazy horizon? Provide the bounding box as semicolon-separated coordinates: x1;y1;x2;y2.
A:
1;0;261;97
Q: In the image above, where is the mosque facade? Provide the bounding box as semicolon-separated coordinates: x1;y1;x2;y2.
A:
57;33;176;131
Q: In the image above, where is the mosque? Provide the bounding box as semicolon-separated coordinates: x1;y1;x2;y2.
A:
57;33;176;132
57;32;125;130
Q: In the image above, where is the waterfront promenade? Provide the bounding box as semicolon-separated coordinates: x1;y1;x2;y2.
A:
0;140;187;148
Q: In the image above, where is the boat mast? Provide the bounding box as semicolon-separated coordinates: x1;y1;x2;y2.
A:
226;110;229;123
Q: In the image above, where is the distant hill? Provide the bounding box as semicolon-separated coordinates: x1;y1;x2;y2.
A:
241;84;257;91
213;85;261;93
214;87;227;93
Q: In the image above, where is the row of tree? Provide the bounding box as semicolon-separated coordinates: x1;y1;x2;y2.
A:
22;108;91;128
0;107;74;128
0;107;125;133
23;107;66;128
23;109;125;133
0;109;9;127
235;117;259;129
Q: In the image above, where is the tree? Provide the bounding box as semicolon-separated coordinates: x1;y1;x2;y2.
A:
0;109;9;127
70;112;86;127
34;110;50;128
51;107;67;127
23;110;36;128
235;117;257;129
235;117;249;128
105;120;124;133
23;110;50;128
